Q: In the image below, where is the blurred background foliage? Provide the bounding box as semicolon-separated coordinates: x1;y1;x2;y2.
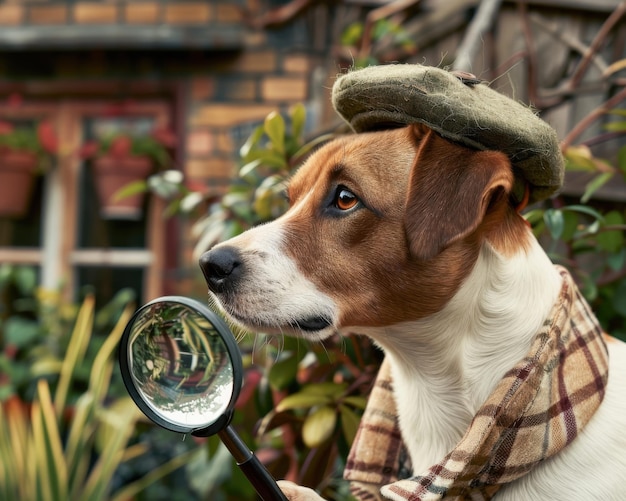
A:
4;80;624;501
2;4;626;501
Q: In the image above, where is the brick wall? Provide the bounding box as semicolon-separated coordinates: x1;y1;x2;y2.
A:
0;0;338;297
0;1;243;26
4;1;327;192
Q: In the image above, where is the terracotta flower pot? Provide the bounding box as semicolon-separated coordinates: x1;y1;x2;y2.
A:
0;151;39;218
92;155;154;220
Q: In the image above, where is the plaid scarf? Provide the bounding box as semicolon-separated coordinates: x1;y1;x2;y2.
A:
344;266;609;501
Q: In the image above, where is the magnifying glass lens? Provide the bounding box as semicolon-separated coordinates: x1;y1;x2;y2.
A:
120;298;241;434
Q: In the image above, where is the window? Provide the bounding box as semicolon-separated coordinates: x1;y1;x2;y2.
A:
0;100;174;305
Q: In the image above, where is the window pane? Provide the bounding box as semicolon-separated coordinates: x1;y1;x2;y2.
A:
76;266;143;306
0;117;44;247
77;164;147;248
78;115;157;249
0;175;44;247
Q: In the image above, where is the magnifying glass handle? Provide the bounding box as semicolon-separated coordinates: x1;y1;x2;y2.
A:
218;425;288;501
238;455;289;501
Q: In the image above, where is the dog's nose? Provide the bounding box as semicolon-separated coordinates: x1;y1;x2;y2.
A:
199;246;242;293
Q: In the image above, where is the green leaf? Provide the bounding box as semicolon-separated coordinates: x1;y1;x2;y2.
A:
578;219;601;238
562;205;605;223
0;263;12;288
604;120;626;132
30;357;63;377
579;273;598;302
112;180;147;201
302;406;336;448
13;266;37;296
34;380;69;501
276;392;331;412
560;211;579;243
597;211;625;253
5;317;40;348
523;209;543;226
244;149;288;169
618;145;626;175
340;405;361;444
264;111;286;156
342;395;368;410
544;209;564;240
239;125;265;160
608;248;626;272
612;279;626;317
301;382;348;397
253;174;287;221
146;174;182;199
239;159;263;179
268;352;299;390
564;145;597;171
581;172;614;203
373;19;396;40
291;103;306;141
341;22;363;46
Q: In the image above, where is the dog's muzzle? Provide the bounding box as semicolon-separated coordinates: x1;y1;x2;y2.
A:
199;246;242;294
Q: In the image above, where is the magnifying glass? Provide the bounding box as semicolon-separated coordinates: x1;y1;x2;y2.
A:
118;296;288;501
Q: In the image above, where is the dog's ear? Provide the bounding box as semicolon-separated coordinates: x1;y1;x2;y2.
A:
405;124;514;260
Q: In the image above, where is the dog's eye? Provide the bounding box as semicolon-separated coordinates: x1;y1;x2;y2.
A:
335;187;358;211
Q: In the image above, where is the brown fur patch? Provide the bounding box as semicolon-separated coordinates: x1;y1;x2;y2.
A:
282;125;530;328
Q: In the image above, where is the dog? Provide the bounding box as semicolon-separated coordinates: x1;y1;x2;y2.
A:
199;123;626;500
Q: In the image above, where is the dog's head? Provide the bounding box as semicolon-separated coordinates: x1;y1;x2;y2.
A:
199;124;529;339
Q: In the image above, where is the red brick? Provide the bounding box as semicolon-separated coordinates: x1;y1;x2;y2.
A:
222;79;257;101
191;77;216;101
215;131;234;154
243;31;268;47
0;4;24;25
191;104;277;127
29;5;68;25
232;51;277;73
216;3;243;23
283;54;311;74
186;130;214;156
74;3;118;24
185;158;235;178
261;76;308;102
164;3;211;24
125;3;160;24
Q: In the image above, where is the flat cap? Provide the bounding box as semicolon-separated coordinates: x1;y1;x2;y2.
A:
331;64;564;204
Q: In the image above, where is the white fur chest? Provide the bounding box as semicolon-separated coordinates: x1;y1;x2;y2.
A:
353;240;563;476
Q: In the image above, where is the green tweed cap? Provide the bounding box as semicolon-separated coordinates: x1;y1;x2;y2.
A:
331;64;564;204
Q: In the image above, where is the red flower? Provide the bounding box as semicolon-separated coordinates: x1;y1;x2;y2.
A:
152;127;177;148
109;135;132;157
79;140;100;158
37;120;58;154
0;121;14;135
7;93;23;108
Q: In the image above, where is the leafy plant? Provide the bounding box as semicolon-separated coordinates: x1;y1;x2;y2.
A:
340;18;416;68
192;104;335;255
237;334;379;498
0;119;58;172
0;294;195;501
81;127;176;170
525;132;626;340
171;105;378;499
0;264;134;403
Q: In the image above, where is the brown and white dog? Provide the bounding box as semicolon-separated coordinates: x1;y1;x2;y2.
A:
200;124;626;500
